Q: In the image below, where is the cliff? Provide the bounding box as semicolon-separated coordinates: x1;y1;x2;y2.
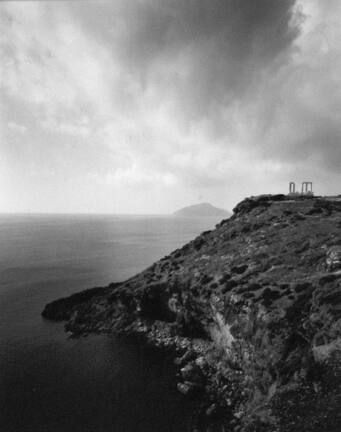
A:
42;194;341;432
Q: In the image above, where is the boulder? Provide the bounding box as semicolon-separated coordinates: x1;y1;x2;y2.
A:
177;381;201;396
326;246;341;271
180;362;203;383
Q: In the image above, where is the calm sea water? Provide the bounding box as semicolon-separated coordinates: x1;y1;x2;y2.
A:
0;214;219;432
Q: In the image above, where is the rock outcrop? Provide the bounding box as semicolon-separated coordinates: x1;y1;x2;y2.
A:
42;195;341;431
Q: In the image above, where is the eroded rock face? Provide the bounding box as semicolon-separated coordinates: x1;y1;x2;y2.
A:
43;195;341;432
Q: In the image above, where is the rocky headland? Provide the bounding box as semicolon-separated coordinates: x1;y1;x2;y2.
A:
42;194;341;432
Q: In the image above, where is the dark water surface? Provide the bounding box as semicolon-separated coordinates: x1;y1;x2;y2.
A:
0;214;218;432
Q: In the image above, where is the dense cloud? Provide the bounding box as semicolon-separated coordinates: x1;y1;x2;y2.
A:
73;0;299;119
71;0;341;172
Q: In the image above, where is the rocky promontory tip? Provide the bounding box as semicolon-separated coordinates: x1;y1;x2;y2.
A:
174;202;231;218
43;194;341;432
42;286;112;321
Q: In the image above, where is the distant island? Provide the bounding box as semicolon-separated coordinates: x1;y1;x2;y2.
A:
173;202;231;218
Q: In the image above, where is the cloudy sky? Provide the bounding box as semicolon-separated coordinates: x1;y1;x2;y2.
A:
0;0;340;213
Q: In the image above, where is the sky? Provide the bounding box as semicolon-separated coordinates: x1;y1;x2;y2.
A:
0;0;340;214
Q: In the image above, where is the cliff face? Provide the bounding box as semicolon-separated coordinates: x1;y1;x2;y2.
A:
43;195;341;432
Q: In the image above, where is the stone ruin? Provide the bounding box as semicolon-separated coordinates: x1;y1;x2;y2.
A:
289;181;314;196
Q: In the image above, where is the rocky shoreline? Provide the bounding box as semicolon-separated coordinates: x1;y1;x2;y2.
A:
42;195;341;431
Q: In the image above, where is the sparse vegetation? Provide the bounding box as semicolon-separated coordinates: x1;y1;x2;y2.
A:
43;195;341;431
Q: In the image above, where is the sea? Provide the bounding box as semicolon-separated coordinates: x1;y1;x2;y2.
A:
0;214;219;432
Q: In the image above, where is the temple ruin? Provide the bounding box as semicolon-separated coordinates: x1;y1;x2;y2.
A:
288;181;314;196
